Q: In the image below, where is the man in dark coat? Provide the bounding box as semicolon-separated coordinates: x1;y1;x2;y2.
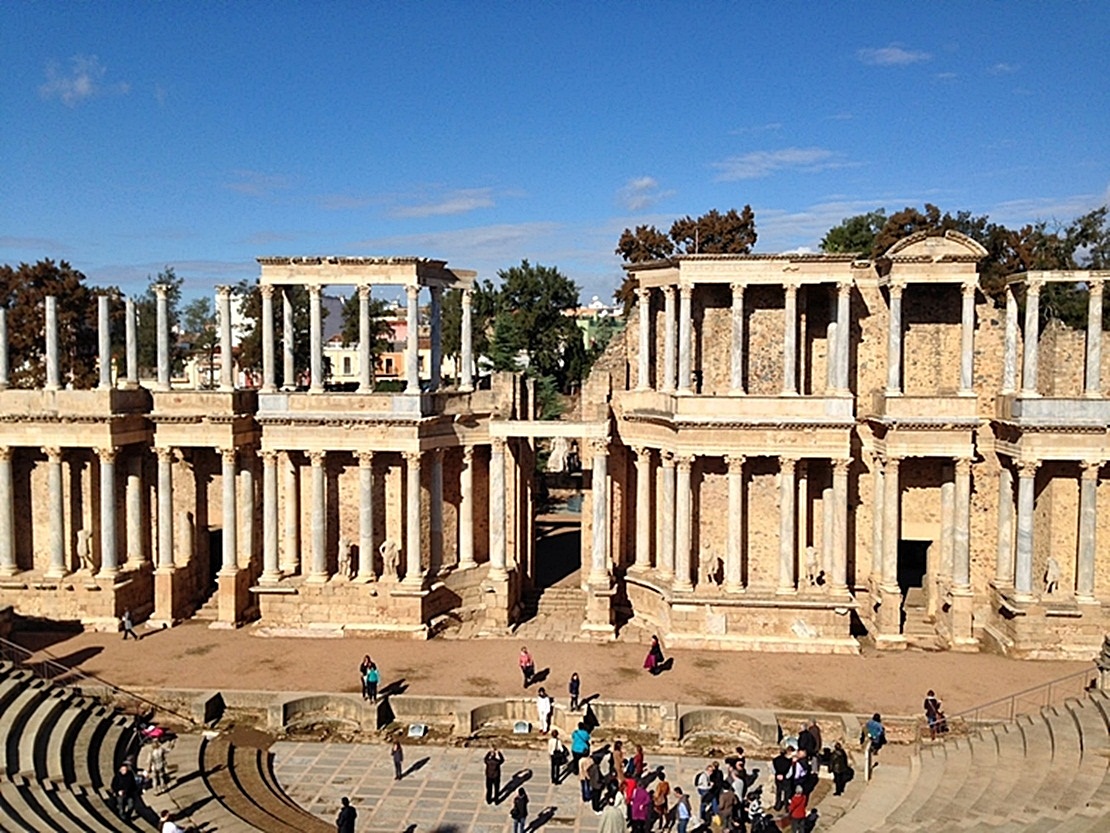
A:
111;763;138;820
484;744;505;804
336;796;357;833
771;746;794;811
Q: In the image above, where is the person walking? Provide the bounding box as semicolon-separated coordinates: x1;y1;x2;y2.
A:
536;686;553;733
111;763;138;820
159;809;188;833
358;655;372;700
772;746;794;810
336;796;357;833
484;743;504;804
630;781;652;833
785;785;808;833
924;690;947;739
673;786;691;833
519;646;535;687
588;755;605;813
578;751;594;804
510;787;529;833
571;722;591;771
121;609;139;641
147;740;169;794
548;729;567;784
390;741;403;781
651;769;670;831
829;742;851;796
569;671;581;711
365;662;380;704
862;713;887;757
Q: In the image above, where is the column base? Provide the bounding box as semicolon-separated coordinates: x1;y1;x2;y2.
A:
947;587;976;650
259;570;283;585
351;573;377;584
673;580;693;593
457;560;477;570
217;569;251;627
458;384;474;393
43;568;68;580
306;572;329;584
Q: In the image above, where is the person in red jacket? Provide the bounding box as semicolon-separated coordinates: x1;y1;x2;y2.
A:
786;785;808;833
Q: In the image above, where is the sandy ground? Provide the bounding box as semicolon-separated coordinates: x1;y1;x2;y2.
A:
11;620;1094;719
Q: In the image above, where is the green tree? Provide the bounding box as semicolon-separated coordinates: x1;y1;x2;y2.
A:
181;297;217;388
613;225;674;314
820;210;887;254
235;280;316;386
135;267;184;377
441;283;496;384
669;206;758;255
339;291;396;385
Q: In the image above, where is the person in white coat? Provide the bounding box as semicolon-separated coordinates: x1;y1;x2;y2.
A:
536;687;553;734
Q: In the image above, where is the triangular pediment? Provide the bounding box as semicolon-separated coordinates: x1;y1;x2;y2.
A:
882;230;988;262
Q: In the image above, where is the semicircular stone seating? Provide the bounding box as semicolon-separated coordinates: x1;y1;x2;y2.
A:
829;690;1110;833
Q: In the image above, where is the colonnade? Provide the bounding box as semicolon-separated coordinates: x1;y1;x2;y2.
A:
885;280;979;395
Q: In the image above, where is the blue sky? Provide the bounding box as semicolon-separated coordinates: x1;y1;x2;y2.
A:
2;2;1108;304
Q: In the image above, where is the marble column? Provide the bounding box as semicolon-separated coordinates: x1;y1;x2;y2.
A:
636;287;651;390
429;449;444;574
98;295;111;389
156;447;175;571
590;441;610;582
0;448;13;575
1002;286;1019;394
460;289;474;391
0;309;9;390
403;450;423;585
1021;280;1042;396
662;286;677;393
821;483;834;582
1077;461;1099;601
281;452;299;574
952;458;972;588
282;289;295;390
239;448;255;571
45;296;60;391
261;450;280;582
308;451;327;579
220;448;238;575
1014;460;1038;598
45;447;66;578
357;451;376;580
658;452;676;579
881;456;900;588
885;281;904;395
939;473;955;579
836;281;852;392
308;285;323;393
458;447;476;568
429;286;443;392
677;285;693;393
782;284;798;395
778;457;797;591
995;464;1015;587
674;455;693;591
871;457;885;583
730;283;745;394
489;439;507;577
1085;281;1104;396
405;285;420;394
126;452;144;565
155;285;170;390
633;446;652;569
959;283;976;394
98;447;119;576
358;285;372;392
796;460;809;575
124;297;138;388
217;285;234;391
831;458;850;591
725;454;744;591
261;285;276;392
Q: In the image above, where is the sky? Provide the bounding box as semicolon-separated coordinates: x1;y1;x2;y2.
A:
2;2;1109;306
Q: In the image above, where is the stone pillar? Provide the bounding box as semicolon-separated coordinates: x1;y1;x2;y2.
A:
45;295;60;391
98;294;111;389
633;446;652;569
952;458;972;588
220;448;238;575
0;448;13;575
658;451;676;579
1021;280;1042;397
831;458;849;592
45;447;66;578
939;473;955;579
239;448;255;571
885;281;904;395
995;463;1015;587
281;452;299;574
308;451;327;580
126;452;144;565
662;286;677;393
489;439;507;577
778;457;797;591
782;284;798;395
0;309;9;390
429;286;443;392
429;448;444;575
282;289;295;390
636;287;651;390
261;285;276;392
217;285;234;391
308;285;323;393
1077;461;1099;601
403;450;423;585
358;285;372;392
405;285;420;394
677;285;693;393
871;457;885;584
156;448;175;570
796;460;809;577
124;297;138;388
725;455;744;591
674;455;693;591
460;289;474;391
730;283;745;394
881;456;900;588
261;450;280;582
458;447;476;568
98;447;119;576
958;283;976;394
155;285;170;390
1002;286;1018;394
356;451;376;580
821;483;834;582
589;440;610;582
1014;460;1038;599
1085;281;1104;396
836;281;852;392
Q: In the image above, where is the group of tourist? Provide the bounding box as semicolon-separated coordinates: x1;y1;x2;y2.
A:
357;654;380;703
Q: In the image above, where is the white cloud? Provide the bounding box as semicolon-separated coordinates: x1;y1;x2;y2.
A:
390;188;496;218
712;147;850;181
317;193;376;211
856;45;931;66
730;122;784;136
617;176;673;211
225;170;293;197
989;62;1020;75
935;72;959;81
350;221;561;263
39;55;129;106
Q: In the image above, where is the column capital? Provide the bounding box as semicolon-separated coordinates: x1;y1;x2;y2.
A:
679;283;694;300
832;457;852;476
1017;458;1040;476
660;449;676;468
662;284;676;300
490;437;507;454
587;438;610;457
1026;278;1044;295
726;454;746;472
1080;459;1103;479
403;449;422;465
219;447;237;466
405;284;420;301
1090;279;1105;298
955;457;973;476
155;446;175;464
308;450;326;467
462;445;475;464
635;286;650;301
888;278;906;296
730;282;746;296
44;446;63;462
96;447;118;464
215;284;232;298
784;282;799;297
881;453;902;469
675;453;694;472
306;284;323;298
0;447;10;463
837;280;853;296
461;287;473;303
429;447;445;462
629;444;649;459
259;284;274;299
962;282;977;298
357;449;375;467
153;283;169;299
357;283;371;300
780;456;797;475
261;449;279;464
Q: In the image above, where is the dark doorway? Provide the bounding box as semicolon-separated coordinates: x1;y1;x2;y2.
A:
897;540;929;594
533;519;580;589
208;529;222;588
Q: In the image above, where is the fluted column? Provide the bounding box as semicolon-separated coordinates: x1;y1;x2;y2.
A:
261;450;280;582
307;451;327;579
836;281;851;392
782;284;798;395
871;456;884;583
730;283;745;394
45;447;66;577
124;297;138;388
0;309;9;390
831;458;849;591
239;448;255;571
1077;461;1099;601
662;286;676;393
674;454;693;591
356;451;376;580
308;285;323;393
881;456;901;588
98;447;119;576
658;451;675;579
1014;460;1039;599
429;448;444;575
217;285;234;391
1085;281;1104;396
1002;286;1018;394
959;283;976;394
725;454;744;591
281;452;299;574
155;285;170;390
126;452;144;565
636;287;651;390
357;285;372;392
261;285;276;392
460;289;474;391
0;448;13;575
1021;280;1042;396
429;286;443;392
489;439;507;577
778;457;797;591
952;458;972;588
677;285;693;393
995;463;1015;587
885;281;904;394
633;446;651;569
589;440;610;582
939;471;954;579
45;296;60;391
98;294;111;389
405;285;420;394
156;447;175;570
282;289;295;390
403;450;423;585
458;447;475;568
219;448;237;575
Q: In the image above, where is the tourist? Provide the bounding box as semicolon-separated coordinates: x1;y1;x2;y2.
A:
717;782;739;829
630;780;652;832
791;751;814;797
578;751;594;803
862;713;887;756
611;739;626;786
924;690;947;739
390;740;403;781
630;744;645;779
829;742;851;796
147;739;169;793
358;655;372;699
771;746;793;810
336;796;357;833
672;786;691;833
644;634;665;675
651;769;670;830
548;729;567;784
588;754;606;812
519;646;535;688
510;786;529;833
536;686;553;733
159;809;188;833
569;671;581;711
571;722;591;770
808;719;823;756
695;762;720;822
484;743;504;804
365;662;380;704
785;785;808;833
121;609;139;641
111;763;138;820
797;722;818;761
598;786;627;833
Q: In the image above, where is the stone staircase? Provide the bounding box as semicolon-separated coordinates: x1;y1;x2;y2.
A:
514;586;588;639
828;690;1110;832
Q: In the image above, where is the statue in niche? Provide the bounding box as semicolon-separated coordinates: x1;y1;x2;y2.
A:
76;528;94;572
1044;556;1061;595
805;546;823;587
379;538;400;581
337;536;352;580
702;555;722;587
547;436;569;474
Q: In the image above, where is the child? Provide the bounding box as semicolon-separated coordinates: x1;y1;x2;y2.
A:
569;671;581;711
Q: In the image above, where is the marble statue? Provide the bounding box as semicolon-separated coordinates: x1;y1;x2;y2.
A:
547;436;569;473
380;538;400;581
76;528;94;572
337;536;352;580
1044;556;1061;595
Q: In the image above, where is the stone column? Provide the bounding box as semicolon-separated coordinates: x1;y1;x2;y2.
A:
429;448;444;575
458;447;476;568
831;458;850;592
871;457;885;583
1085;281;1104;396
220;448;238;575
1002;286;1018;394
45;447;66;578
308;451;327;580
885;281;904;395
403;450;423;585
155;285;170;390
782;284;798;395
662;286;677;393
796;460;809;575
959;283;976;394
677;285;693;393
725;454;744;591
674;454;693;591
358;285;372;392
98;294;111;389
281;452;299;574
778;457;797;591
429;286;443;392
356;451;376;580
45;295;60;391
939;472;955;579
836;281;852;392
821;483;834;581
995;463;1015;587
126;452;144;565
261;285;276;392
589;440;610;582
460;289;474;391
0;309;9;390
633;446;652;569
1014;460;1038;599
124;297;138;388
730;283;745;394
1077;460;1100;601
881;456;900;588
1021;280;1042;396
0;448;13;575
282;289;295;390
261;450;280;582
405;285;420;394
952;458;972;588
239;448;255;571
98;447;119;576
217;286;234;391
308;285;323;393
658;451;676;579
489;439;507;577
155;446;175;569
636;287;651;390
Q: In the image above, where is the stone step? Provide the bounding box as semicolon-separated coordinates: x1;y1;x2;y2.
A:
826;762;916;832
940;727;998;819
0;679;51;776
1031;704;1082;813
18;685;72;781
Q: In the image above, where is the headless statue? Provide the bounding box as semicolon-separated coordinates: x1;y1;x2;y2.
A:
76;528;94;572
337;536;352;580
380;538;400;581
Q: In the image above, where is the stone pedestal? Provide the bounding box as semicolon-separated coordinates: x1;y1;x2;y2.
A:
214;568;251;628
947;587;977;650
482;570;513;632
581;578;616;640
151;568;189;628
873;584;907;649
